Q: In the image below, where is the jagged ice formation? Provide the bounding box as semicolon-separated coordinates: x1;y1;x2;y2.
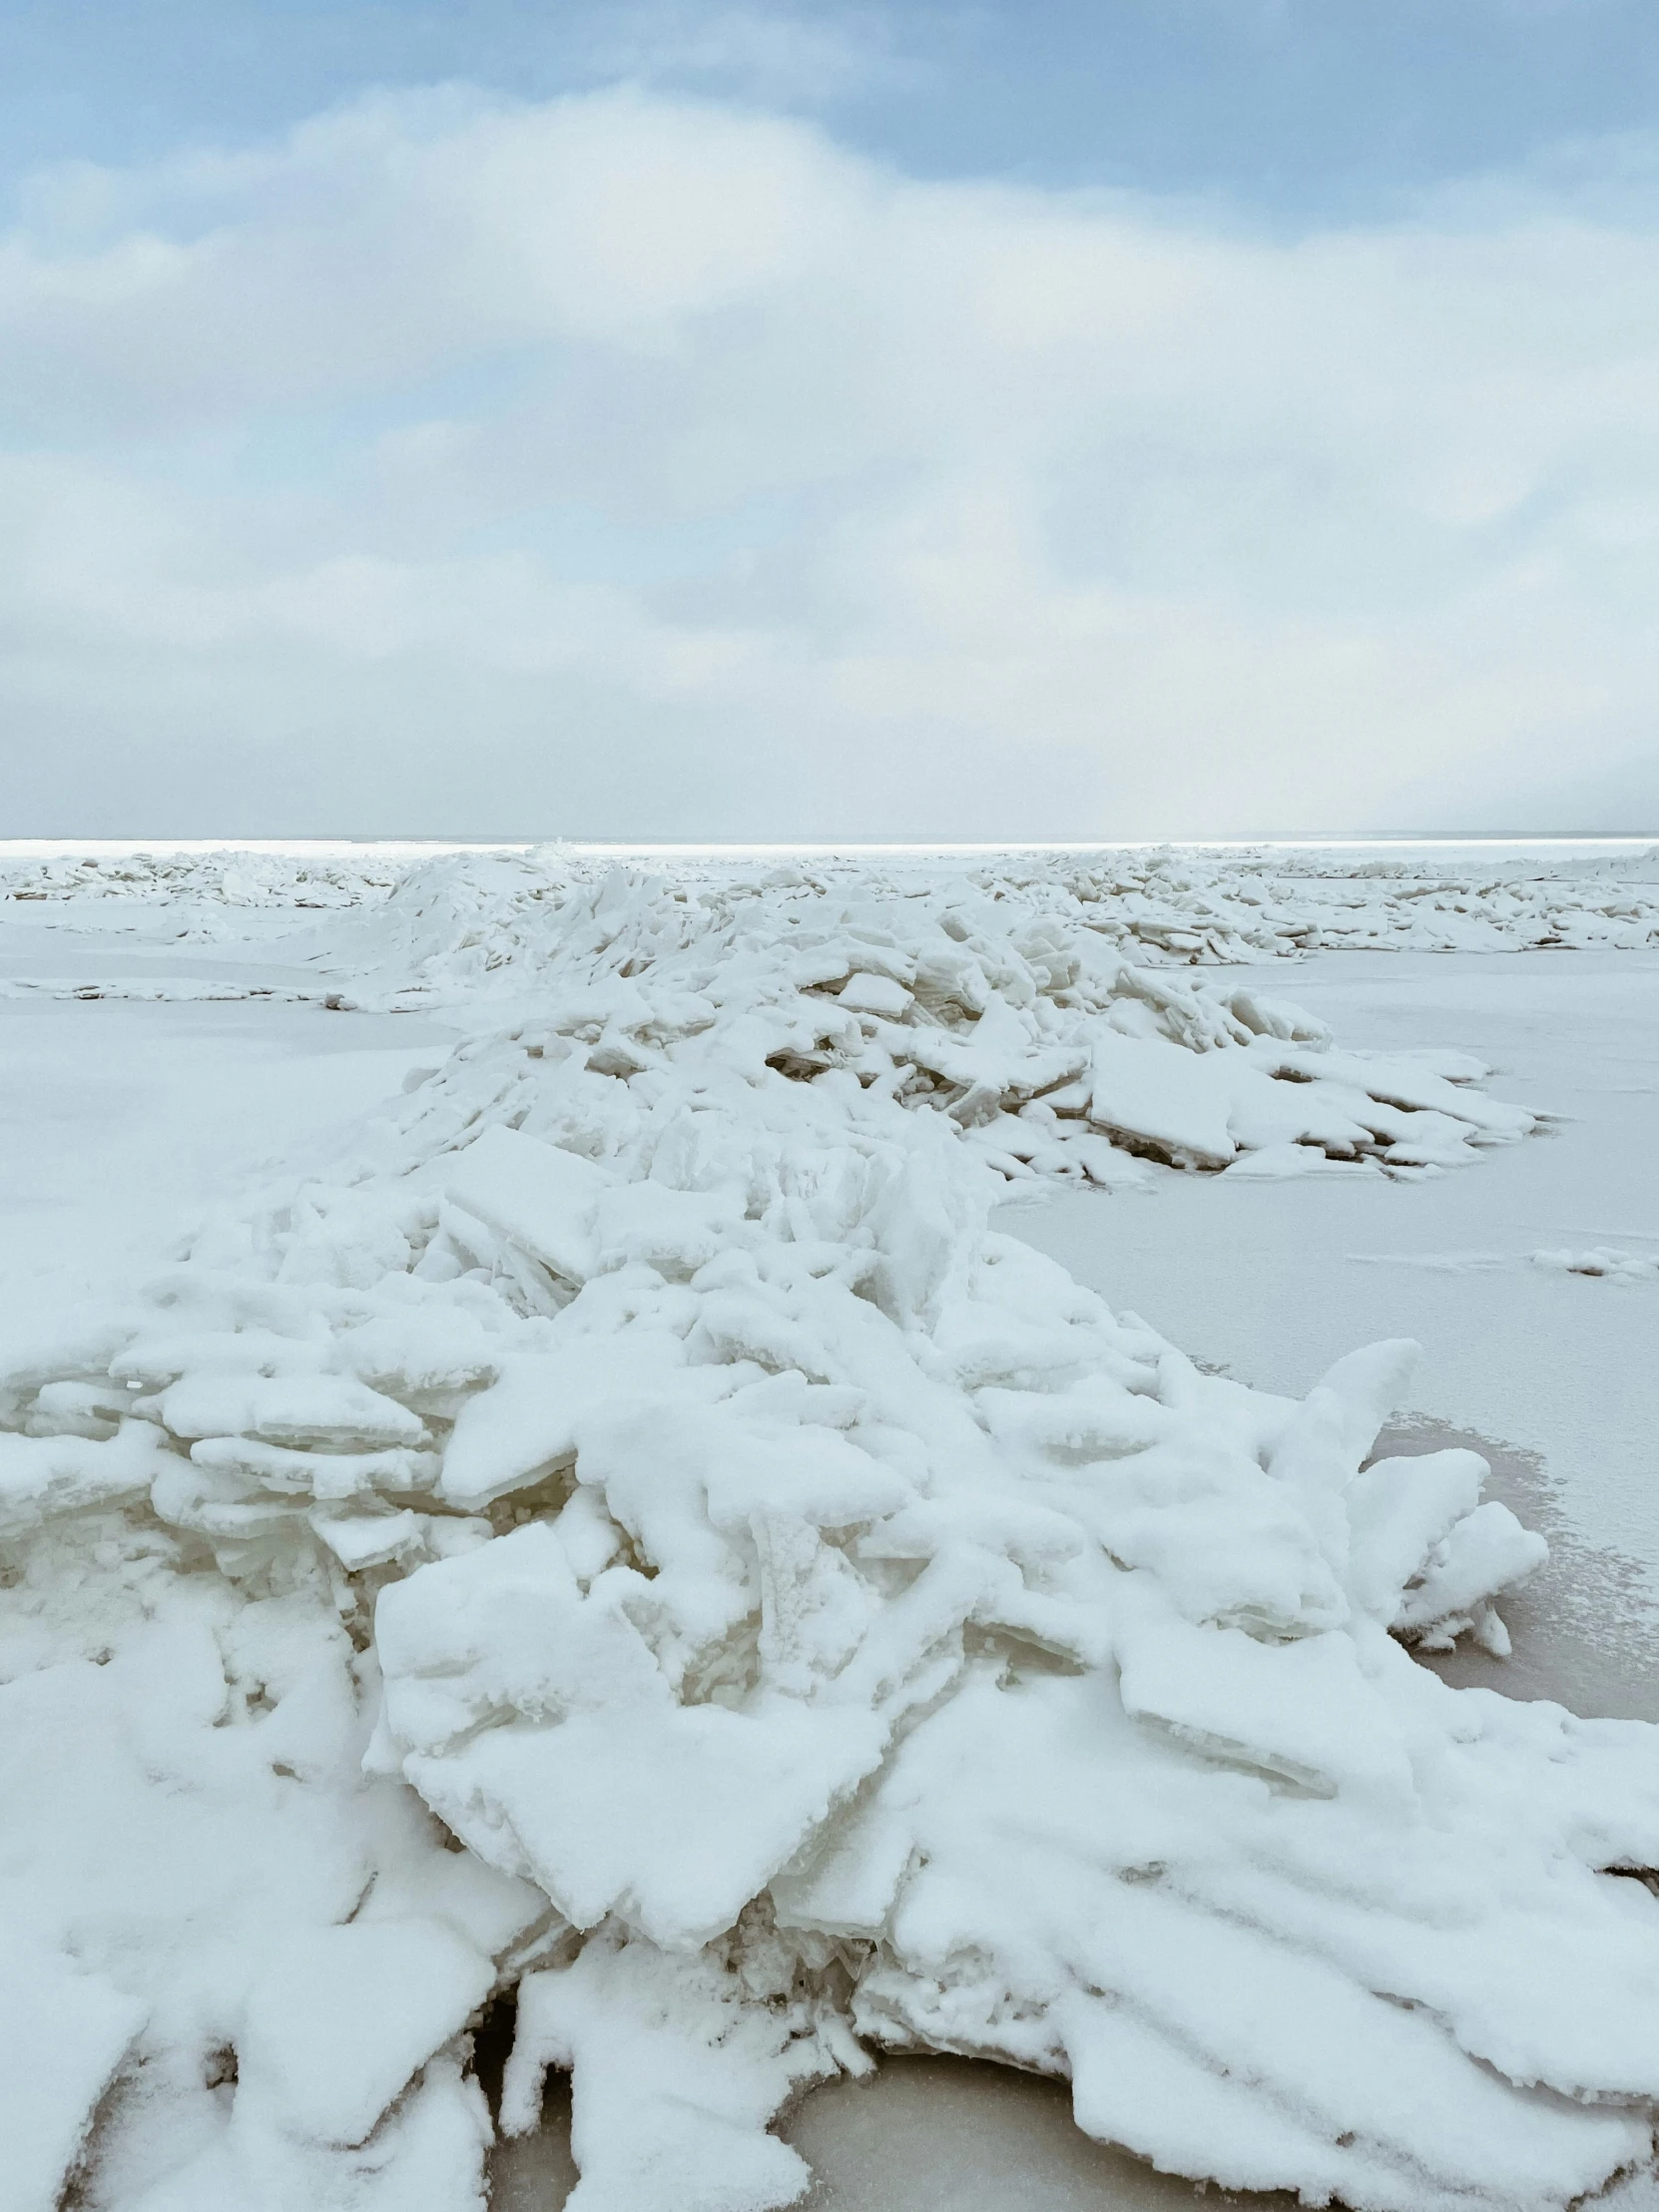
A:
2;856;1657;2212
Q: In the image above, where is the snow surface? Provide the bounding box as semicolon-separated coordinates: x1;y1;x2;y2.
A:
2;844;1658;2212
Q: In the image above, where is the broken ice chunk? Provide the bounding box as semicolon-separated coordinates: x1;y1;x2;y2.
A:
376;1525;889;1944
445;1124;611;1287
236;1919;494;2148
152;1457;309;1538
837;971;912;1018
156;1372;426;1447
1088;1034;1237;1167
1223;988;1332;1046
0;1422;173;1534
191;1436;440;1500
307;1506;424;1570
1115;1611;1417;1807
592;1180;744;1279
1344;1448;1487;1622
501;1935;821;2211
1394;1499;1547;1650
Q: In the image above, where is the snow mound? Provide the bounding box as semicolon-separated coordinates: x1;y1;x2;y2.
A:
2;859;1657;2212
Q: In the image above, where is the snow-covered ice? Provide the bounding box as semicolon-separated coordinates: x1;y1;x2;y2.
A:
999;945;1659;1585
2;842;1658;2212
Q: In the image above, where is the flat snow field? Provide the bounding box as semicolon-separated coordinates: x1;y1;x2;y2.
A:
4;846;1659;2212
0;998;456;1292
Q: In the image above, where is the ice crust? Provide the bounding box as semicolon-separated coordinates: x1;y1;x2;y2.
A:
2;853;1658;2211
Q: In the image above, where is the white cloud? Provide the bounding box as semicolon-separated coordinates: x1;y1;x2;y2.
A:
585;2;905;107
2;86;1658;834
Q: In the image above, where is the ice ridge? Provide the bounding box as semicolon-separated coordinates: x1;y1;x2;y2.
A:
0;862;1655;2212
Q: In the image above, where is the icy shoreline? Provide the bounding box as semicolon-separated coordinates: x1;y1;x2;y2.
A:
4;850;1659;2212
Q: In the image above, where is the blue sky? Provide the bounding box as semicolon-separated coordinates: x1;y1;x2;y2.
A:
3;3;1659;835
9;1;1659;218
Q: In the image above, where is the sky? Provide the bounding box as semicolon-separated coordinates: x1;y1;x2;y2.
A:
4;0;1659;839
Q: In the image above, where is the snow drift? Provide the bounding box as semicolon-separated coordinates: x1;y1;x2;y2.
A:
2;857;1657;2212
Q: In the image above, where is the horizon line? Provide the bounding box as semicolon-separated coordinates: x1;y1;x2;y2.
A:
1;830;1656;859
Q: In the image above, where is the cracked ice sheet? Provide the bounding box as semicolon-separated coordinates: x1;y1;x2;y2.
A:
1000;946;1659;1593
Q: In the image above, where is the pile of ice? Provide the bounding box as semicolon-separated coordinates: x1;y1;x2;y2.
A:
1146;842;1659;956
0;847;404;911
5;863;1659;2212
321;862;1537;1180
5;839;1658;964
318;845;1659;996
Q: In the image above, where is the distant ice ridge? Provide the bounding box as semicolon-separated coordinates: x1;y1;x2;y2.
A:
3;837;1658;958
3;862;1659;2212
329;862;1538;1181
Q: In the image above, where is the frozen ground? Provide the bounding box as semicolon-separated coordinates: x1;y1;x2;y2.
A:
2;843;1658;2212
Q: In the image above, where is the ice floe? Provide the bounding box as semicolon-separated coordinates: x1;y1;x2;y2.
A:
2;853;1658;2212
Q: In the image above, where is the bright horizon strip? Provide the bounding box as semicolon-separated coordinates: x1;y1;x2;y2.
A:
1;837;1656;859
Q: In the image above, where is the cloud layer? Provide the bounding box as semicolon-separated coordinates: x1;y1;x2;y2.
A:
4;86;1658;835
